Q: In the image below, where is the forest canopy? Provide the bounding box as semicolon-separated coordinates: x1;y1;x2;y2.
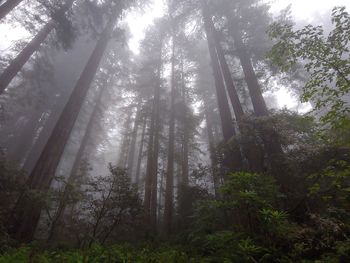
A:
0;0;349;262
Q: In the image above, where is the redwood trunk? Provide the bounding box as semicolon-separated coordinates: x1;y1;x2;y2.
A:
202;5;243;171
11;13;117;242
127;101;142;180
135;115;147;187
163;38;176;235
0;0;74;94
48;85;105;242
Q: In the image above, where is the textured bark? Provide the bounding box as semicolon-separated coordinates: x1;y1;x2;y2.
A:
163;38;176;235
11;13;118;242
135;115;147;187
0;0;23;20
0;0;74;94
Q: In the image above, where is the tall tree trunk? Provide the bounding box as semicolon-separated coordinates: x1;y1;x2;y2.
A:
231;28;269;117
48;85;105;242
117;113;133;168
230;25;287;187
202;4;243;171
163;37;176;235
0;0;75;94
127;100;142;180
135;115;147;187
8;110;44;166
0;0;23;20
208;18;264;173
10;13;118;242
180;54;189;186
204;105;220;197
144;52;162;233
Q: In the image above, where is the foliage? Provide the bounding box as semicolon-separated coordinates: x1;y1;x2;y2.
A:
268;7;350;132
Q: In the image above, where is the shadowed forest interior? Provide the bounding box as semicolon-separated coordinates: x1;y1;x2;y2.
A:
0;0;350;262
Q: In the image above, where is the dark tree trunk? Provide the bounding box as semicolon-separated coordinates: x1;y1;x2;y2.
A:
231;28;269;117
208;19;264;173
0;0;23;20
10;13;118;242
202;5;243;172
180;55;189;186
230;26;287;187
202;15;235;141
8;110;44;166
163;38;176;235
0;0;74;94
48;85;105;242
204;106;220;197
144;57;162;233
135;115;147;187
118;114;133;168
127;101;142;180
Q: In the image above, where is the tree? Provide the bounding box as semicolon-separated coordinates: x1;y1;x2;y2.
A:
268;6;350;133
0;0;23;20
0;0;75;94
10;7;121;242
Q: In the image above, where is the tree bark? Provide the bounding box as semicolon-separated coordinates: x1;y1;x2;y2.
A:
135;115;147;187
0;0;23;20
10;13;118;242
127;100;142;180
204;105;220;197
202;4;243;171
163;37;176;235
47;85;105;242
117;113;133;168
231;28;269;117
0;0;75;94
144;48;162;233
208;19;264;173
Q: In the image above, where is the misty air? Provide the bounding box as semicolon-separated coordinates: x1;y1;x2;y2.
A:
0;0;349;262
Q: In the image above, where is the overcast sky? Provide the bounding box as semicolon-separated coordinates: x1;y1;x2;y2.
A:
1;0;350;110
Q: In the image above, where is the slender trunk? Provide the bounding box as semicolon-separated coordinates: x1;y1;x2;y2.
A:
11;13;118;242
22;95;66;175
163;37;176;235
150;83;160;232
135;115;147;187
0;0;23;20
48;85;105;242
127;101;142;180
117;114;132;168
144;102;155;219
180;55;189;186
204;106;220;197
8;110;43;166
0;0;74;94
